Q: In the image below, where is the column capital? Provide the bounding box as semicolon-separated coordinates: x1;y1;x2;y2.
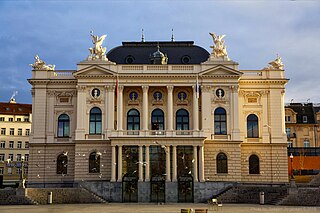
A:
76;85;87;92
107;85;115;92
201;85;211;93
166;85;174;92
142;85;149;92
118;85;124;92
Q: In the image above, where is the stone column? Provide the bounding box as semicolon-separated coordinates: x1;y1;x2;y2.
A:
166;146;171;181
75;85;86;140
107;86;115;131
117;145;122;182
230;86;240;141
167;86;174;133
192;86;199;131
117;86;124;131
199;146;205;182
142;86;149;132
111;145;116;182
262;90;270;143
201;86;211;138
139;145;143;181
104;86;108;132
172;145;177;182
193;146;198;182
145;145;150;181
47;91;55;143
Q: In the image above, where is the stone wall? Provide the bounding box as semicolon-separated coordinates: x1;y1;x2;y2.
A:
218;184;288;204
279;187;320;206
0;189;34;205
26;188;106;204
79;181;122;202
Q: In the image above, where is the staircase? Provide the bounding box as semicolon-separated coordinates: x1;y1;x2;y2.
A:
79;187;108;203
217;185;288;205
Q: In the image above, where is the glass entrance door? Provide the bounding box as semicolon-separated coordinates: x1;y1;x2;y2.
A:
178;174;193;202
122;173;138;202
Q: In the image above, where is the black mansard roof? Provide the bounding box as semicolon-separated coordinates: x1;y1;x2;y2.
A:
107;41;210;65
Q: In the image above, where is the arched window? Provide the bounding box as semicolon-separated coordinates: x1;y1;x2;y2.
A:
151;109;164;131
89;152;100;173
216;153;228;173
214;107;227;135
89;107;102;135
176;109;189;131
57;154;68;174
127;109;140;135
57;114;70;137
249;154;260;174
247;114;259;138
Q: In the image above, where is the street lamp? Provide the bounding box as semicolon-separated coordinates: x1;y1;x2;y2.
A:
290;153;294;180
18;156;26;188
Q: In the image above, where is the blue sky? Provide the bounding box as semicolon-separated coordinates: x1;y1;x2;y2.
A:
0;0;319;104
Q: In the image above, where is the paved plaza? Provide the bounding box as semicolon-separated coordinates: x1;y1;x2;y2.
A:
0;204;319;213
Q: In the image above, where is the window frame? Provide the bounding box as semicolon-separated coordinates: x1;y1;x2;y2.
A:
214;107;227;135
57;114;70;138
89;152;101;173
216;152;228;174
127;109;140;135
56;154;68;174
249;154;260;174
247;114;259;138
176;109;190;131
151;108;165;131
89;107;102;135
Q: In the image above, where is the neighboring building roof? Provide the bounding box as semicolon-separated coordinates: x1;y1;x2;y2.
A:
107;41;210;64
0;102;32;115
285;103;315;124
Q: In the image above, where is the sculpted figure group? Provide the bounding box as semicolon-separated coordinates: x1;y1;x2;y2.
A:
89;31;107;60
29;55;55;71
209;32;228;58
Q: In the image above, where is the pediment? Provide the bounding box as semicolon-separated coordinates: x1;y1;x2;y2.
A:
199;65;243;76
73;65;116;77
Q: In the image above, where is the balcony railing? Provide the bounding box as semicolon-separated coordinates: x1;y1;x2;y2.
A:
110;130;203;137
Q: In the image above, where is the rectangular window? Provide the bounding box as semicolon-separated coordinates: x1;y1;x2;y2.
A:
25;141;29;149
17;118;21;122
0;154;4;161
303;116;308;123
16;168;21;175
8;118;13;122
7;167;12;175
1;128;6;135
0;167;3;175
0;141;5;148
25;129;30;136
9;141;14;149
9;128;14;135
16;154;21;161
24;167;28;175
304;140;310;147
24;117;29;122
286;128;291;138
18;128;22;136
0;117;4;121
288;141;293;148
288;116;291;122
17;141;22;149
8;154;13;161
25;154;29;161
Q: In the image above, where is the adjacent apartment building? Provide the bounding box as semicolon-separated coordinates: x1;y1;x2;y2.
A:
285;103;320;175
0;98;32;186
28;32;289;202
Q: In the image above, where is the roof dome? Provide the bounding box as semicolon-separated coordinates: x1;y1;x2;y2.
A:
149;45;168;64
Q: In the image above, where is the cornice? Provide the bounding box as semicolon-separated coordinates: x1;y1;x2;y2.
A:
239;79;289;84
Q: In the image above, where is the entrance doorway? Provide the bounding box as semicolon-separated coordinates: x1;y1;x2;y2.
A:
178;174;193;202
151;175;165;203
122;173;138;202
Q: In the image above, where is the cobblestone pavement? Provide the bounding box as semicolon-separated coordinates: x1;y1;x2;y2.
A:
0;204;319;213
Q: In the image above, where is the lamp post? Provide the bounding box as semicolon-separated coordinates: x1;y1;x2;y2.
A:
18;156;25;188
290;153;294;180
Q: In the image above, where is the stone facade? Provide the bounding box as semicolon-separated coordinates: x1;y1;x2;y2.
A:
28;34;289;202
